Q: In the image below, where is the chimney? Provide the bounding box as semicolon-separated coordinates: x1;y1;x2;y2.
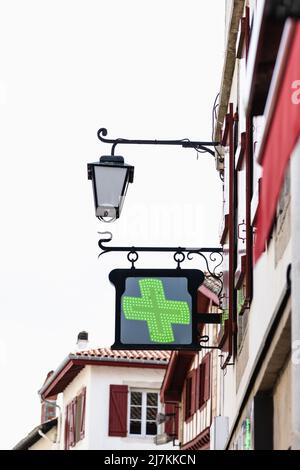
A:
40;371;57;423
76;331;89;351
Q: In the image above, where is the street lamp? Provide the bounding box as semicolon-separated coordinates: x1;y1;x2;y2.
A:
88;127;219;223
87;155;134;222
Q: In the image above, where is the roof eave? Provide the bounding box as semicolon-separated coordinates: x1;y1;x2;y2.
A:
13;418;58;450
40;354;168;399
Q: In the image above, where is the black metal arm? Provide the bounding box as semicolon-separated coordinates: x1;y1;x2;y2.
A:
97;128;220;157
98;231;223;299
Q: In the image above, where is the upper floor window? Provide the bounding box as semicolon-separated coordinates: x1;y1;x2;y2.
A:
129;390;158;437
198;354;211;409
41;399;56;423
184;376;193;420
183;356;211;422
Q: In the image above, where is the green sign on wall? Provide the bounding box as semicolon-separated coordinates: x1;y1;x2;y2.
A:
109;268;204;350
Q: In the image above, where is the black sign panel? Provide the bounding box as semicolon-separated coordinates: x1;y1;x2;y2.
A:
109;269;205;350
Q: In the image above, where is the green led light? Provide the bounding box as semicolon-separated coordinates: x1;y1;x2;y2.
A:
122;278;190;343
244;418;252;450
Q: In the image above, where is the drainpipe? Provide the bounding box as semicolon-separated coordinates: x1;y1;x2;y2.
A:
291;138;300;450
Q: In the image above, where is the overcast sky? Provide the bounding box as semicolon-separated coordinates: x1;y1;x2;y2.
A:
0;0;224;449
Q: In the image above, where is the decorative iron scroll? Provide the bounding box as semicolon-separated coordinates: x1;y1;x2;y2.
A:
98;231;223;298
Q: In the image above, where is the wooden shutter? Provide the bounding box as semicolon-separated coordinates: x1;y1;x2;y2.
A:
203;354;211;402
196;364;200;409
219;104;235;364
174;406;179;439
80;388;86;440
245;115;253;301
220;103;235;362
237;6;250;61
196;362;203;409
108;385;128;437
64;401;76;449
64;404;70;450
69;398;76;447
165;403;178;438
198;363;205;408
191;369;197;415
184;376;192;421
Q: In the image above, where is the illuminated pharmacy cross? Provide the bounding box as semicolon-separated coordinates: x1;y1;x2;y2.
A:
122;278;190;343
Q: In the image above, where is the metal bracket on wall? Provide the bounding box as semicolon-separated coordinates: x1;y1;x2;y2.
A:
98;231;224;305
199;335;222;350
97;127;220;157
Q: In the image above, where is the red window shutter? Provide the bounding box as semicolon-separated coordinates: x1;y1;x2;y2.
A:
165;403;178;438
108;385;128;437
80;388;86;440
174;405;179;439
191;369;197;415
196;364;200;409
237;6;250;60
184;377;192;420
203;354;211;402
64;404;70;450
228;103;235;356
198;363;205;408
245;6;250;60
245;115;253;301
183;381;188;420
219;104;235;362
69;398;76;447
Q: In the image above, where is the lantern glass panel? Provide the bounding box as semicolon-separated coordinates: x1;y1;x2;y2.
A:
94;165;127;217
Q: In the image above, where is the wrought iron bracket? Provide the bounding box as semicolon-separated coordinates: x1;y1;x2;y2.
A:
197;317;222;350
198;335;222;350
98;231;224;304
97;127;220;157
197;313;221;324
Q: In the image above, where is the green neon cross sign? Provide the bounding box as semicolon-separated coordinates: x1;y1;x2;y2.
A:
122;278;190;343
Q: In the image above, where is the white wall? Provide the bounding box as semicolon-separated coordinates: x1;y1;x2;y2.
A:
62;364;172;450
218;0;293;442
88;365;171;450
291;138;300;449
221;232;290;432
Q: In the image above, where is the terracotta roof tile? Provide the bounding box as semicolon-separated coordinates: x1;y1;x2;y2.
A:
203;273;222;295
74;348;170;362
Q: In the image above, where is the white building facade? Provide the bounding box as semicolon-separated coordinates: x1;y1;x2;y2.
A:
159;0;300;451
33;348;173;450
209;0;299;450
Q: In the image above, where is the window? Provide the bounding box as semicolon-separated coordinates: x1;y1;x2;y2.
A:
41;399;56;423
198;354;211;409
184;369;197;421
128;390;158;437
65;388;86;449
